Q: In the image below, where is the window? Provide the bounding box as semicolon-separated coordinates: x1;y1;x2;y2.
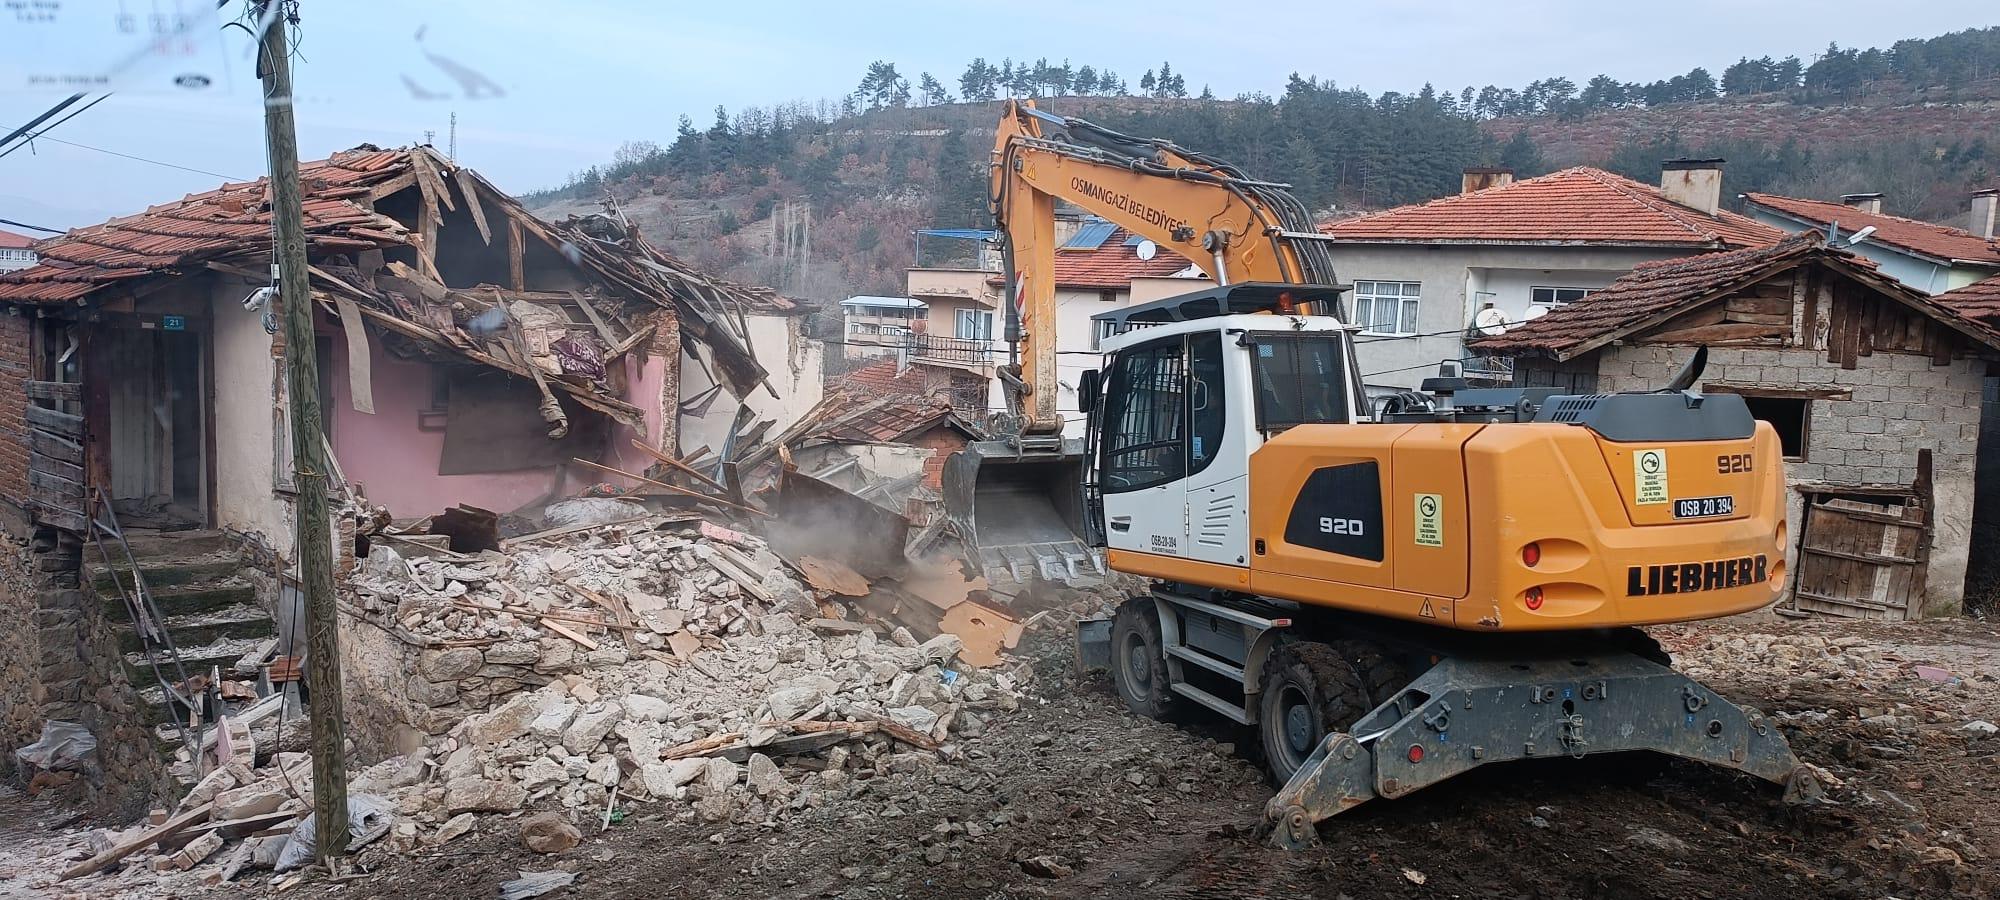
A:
1352;280;1420;335
1739;395;1809;459
1098;290;1118;303
1099;337;1186;492
1532;286;1595;306
954;309;994;340
1252;334;1350;431
1186;332;1226;476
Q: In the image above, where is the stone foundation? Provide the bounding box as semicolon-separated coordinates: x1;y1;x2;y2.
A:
0;512;168;818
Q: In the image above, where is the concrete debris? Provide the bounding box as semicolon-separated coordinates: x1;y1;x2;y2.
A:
44;512;1042;894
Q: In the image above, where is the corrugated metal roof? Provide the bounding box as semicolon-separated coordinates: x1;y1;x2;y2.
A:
1060;220;1117;251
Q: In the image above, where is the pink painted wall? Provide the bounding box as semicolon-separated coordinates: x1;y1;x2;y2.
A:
324;324;565;519
606;353;668;476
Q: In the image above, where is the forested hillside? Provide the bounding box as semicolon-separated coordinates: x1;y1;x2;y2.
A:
524;27;2000;302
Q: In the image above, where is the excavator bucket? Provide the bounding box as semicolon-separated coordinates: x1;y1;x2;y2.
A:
942;438;1104;588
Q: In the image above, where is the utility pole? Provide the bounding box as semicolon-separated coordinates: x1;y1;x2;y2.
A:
256;0;349;866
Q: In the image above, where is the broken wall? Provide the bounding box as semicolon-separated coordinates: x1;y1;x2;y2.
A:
209;280;294;557
680;314;823;460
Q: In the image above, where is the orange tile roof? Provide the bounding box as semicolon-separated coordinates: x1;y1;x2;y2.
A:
0;229;35;250
1934;274;2000;333
0;147;418;304
1473;234;2000;360
989;228;1195;290
1741;192;2000;266
1322;167;1784;249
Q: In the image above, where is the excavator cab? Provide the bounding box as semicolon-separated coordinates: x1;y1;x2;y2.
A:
943;284;1360;589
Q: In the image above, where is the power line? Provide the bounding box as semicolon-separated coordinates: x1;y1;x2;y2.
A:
0;216;62;235
0;93;112;161
12;133;245;181
0;93;86;156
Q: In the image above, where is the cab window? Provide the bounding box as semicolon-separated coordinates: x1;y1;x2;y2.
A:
1099;336;1186;492
1253;335;1349;431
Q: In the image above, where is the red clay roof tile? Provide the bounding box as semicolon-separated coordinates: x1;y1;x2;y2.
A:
0;229;34;250
1741;193;2000;266
0;147;419;304
1323;168;1784;248
1934;274;2000;333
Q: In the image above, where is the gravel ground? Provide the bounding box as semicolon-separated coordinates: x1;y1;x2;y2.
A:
16;613;2000;900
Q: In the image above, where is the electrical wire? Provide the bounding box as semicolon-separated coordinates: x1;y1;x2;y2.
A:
0;216;61;234
16;133;246;181
0;93;111;161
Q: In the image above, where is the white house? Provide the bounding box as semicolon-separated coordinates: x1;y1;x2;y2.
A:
0;229;37;273
1741;190;2000;295
1320;162;1785;392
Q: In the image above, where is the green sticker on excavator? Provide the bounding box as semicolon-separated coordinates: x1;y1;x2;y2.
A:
1634;448;1668;505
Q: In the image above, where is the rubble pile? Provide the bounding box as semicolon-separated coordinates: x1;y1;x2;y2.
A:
42;513;1038;892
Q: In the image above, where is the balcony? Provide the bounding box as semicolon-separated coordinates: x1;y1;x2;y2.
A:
907;333;999;369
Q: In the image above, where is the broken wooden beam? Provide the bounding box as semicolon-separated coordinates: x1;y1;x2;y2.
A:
60;803;213;881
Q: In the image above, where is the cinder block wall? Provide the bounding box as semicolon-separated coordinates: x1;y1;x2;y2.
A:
1597;345;1982;615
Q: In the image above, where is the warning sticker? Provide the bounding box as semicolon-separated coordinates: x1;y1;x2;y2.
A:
1633;448;1669;505
1418;598;1437;618
1414;493;1444;547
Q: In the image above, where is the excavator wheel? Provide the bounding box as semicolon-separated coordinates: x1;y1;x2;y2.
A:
1110;598;1177;719
1258;639;1405;786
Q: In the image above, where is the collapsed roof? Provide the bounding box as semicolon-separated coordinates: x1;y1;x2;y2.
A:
0;145;791;411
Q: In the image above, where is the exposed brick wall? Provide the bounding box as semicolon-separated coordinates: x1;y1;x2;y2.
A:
910;427;969;491
0;313;31;507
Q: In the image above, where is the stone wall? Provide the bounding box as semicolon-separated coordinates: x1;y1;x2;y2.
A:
0;521;167;818
1596;344;1983;615
336;601;586;764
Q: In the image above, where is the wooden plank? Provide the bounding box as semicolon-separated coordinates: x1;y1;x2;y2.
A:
28;428;80;464
59;803;213;881
25;404;82;438
452;167;492;245
381;261;447;301
1703;384;1851;401
566;457;770;518
28;468;80;497
31;455;83;484
1808;502;1922;527
23;380;81;401
1725;295;1790;317
366;171;418;201
1800;545;1917;566
508;219;526;292
1637;323;1788;344
1932;322;1955;365
334;298;375;415
35;507;87;532
626;438;733;495
572;294;622;346
543;618;600;650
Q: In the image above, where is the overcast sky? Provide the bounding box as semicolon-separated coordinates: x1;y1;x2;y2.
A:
1;0;1994;232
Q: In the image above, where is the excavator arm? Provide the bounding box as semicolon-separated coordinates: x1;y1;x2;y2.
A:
989;99;1340;434
947;101;1346;589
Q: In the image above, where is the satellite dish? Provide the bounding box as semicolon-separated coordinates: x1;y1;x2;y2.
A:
1523;304;1552;321
1474;306;1511;336
1135;240;1158;261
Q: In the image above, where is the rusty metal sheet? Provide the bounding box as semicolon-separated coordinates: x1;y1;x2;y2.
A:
796;555;869;597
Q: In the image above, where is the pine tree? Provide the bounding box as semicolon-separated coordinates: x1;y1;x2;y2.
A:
1140;69;1157;95
1075;65;1098;95
918;72;951;106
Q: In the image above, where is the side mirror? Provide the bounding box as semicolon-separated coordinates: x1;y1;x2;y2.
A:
1078;368;1101;413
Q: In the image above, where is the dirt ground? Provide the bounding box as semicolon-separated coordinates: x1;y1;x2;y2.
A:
19;614;2000;900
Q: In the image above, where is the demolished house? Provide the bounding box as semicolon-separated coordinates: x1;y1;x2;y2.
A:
0;149;1059;891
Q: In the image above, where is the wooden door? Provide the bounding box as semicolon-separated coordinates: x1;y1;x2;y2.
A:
1788;496;1929;620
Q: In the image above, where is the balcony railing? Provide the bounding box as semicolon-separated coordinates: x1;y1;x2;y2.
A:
907;333;998;366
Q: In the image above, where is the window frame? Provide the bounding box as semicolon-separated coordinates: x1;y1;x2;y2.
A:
1250;332;1353;433
1097;334;1189;494
954;308;994;340
1733;393;1811;461
1351;280;1422;336
1531;286;1596;306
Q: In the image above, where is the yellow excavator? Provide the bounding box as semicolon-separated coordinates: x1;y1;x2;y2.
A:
943;100;1816;849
